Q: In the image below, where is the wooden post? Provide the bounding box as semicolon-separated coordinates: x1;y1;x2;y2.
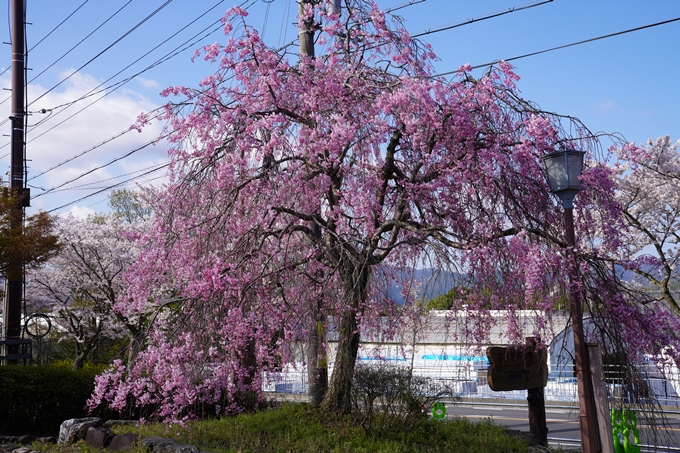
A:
526;338;548;446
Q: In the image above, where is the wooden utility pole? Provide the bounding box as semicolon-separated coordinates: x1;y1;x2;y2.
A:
2;0;27;364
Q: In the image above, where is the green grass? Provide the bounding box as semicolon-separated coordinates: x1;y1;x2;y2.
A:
95;403;530;453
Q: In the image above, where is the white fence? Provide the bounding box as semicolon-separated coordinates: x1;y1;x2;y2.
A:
262;361;680;407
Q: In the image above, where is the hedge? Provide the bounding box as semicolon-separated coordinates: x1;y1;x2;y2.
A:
0;365;105;435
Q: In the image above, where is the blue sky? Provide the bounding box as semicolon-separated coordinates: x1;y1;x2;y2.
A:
1;0;678;216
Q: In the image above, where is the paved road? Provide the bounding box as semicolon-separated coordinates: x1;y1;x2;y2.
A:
450;400;680;452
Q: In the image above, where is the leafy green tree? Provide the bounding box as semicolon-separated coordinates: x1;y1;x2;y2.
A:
425;287;469;311
108;189;152;224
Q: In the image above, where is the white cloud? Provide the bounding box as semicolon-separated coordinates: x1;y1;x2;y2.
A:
0;70;170;215
593;98;615;113
136;77;161;90
65;205;97;220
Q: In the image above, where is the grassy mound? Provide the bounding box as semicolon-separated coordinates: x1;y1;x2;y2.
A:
105;403;529;453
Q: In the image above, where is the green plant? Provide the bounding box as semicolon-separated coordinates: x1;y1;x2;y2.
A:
102;403;527;453
0;364;110;435
351;363;458;432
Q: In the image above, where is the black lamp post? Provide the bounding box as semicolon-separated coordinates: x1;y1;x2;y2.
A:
543;149;600;453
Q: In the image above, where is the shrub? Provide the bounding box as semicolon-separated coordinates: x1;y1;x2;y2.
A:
351;363;458;432
0;364;109;435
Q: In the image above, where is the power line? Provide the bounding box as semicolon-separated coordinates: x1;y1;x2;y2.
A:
436;15;680;77
47;162;170;213
28;0;89;52
32;134;170;199
26;107;165;181
32;1;227;115
5;0;261;205
30;160;169;192
0;0;255;138
0;1;133;109
411;0;552;39
0;4;229;145
386;0;426;14
26;1;131;86
30;0;173;107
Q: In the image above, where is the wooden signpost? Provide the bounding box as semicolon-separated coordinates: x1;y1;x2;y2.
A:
487;341;549;446
486;344;548;391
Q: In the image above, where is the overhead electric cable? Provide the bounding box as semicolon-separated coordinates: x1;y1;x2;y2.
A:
0;7;230;141
29;0;89;51
47;163;170;212
33;161;170;192
0;0;133;109
386;0;426;14
1;0;258;166
13;24;224;145
32;134;170;199
30;0;173;106
6;0;254;138
27;106;165;181
26;1;131;86
435;15;680;77
33;0;227;115
411;0;552;38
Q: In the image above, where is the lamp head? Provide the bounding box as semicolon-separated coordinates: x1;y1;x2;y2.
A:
542;149;586;208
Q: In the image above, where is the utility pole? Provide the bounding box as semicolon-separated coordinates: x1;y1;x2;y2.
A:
298;0;327;405
2;0;27;364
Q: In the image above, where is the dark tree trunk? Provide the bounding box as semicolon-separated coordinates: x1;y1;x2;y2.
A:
320;261;369;414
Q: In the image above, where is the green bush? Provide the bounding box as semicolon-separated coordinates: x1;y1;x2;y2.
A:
0;364;107;435
351;363;459;432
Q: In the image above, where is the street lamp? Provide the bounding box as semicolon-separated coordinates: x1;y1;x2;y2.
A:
543;149;600;453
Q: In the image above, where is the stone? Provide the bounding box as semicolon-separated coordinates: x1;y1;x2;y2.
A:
103;420;140;429
141;436;199;453
107;433;140;451
11;448;35;453
85;428;115;449
58;417;101;445
16;437;34;446
0;445;19;453
35;437;56;445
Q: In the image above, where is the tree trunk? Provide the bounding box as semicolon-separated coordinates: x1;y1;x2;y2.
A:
73;345;92;370
320;262;369;414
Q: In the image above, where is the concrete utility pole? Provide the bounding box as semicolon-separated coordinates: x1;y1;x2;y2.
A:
298;0;322;403
298;0;315;59
298;0;328;405
2;0;27;364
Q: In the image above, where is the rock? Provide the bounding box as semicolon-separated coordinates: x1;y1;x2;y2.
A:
58;417;101;445
103;420;140;429
141;436;199;453
11;448;35;453
85;428;115;449
35;437;56;445
0;445;19;453
107;433;140;451
16;437;34;446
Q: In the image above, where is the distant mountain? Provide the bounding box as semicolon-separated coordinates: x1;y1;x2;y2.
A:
383;268;464;305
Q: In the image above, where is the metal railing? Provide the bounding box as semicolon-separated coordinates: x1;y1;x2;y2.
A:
263;362;680;406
